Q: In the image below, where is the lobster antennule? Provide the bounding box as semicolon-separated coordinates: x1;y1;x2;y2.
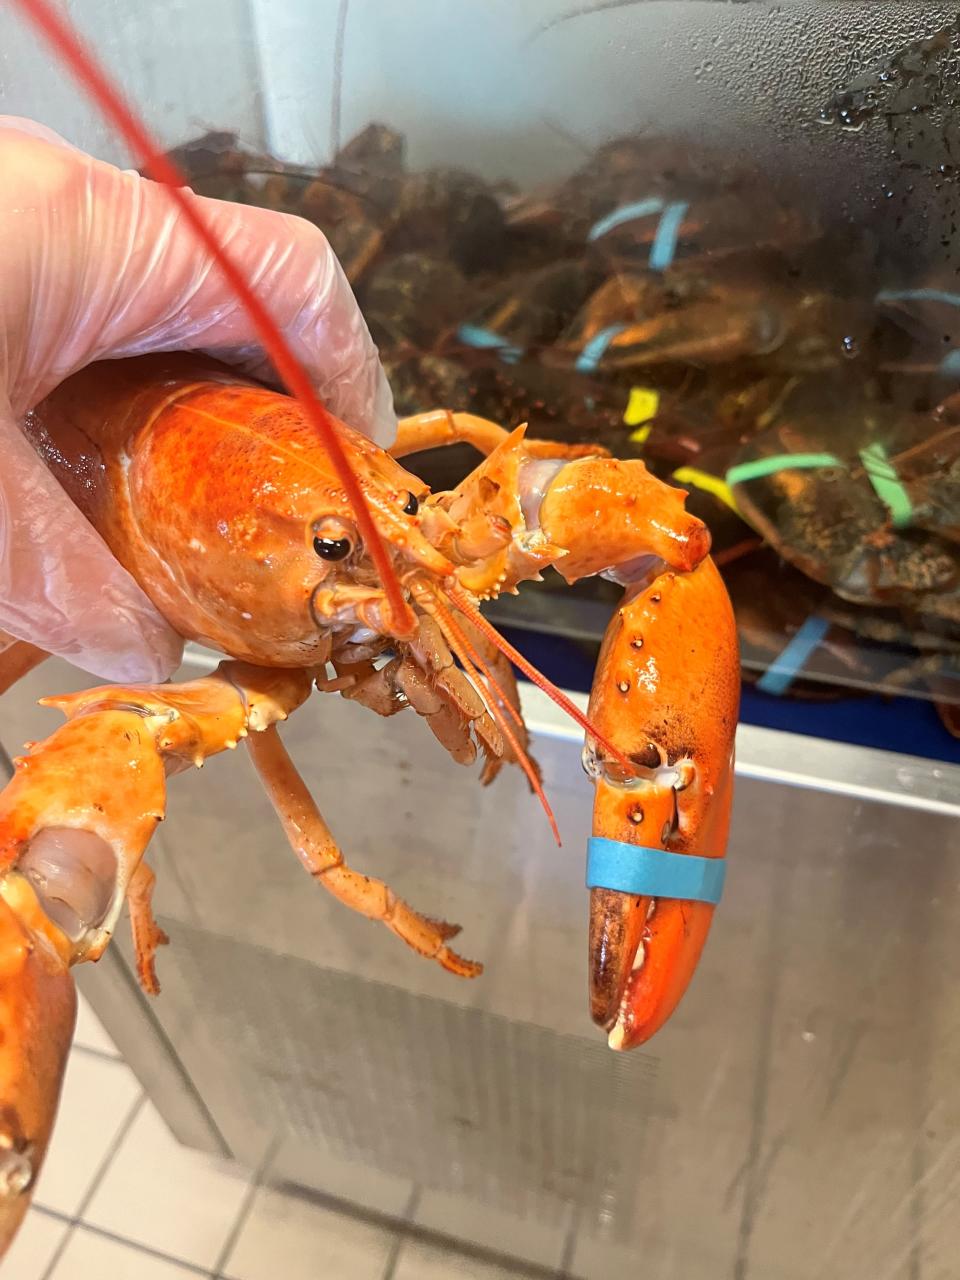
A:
10;0;415;639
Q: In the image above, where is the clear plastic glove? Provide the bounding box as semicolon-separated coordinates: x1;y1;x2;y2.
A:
0;117;396;683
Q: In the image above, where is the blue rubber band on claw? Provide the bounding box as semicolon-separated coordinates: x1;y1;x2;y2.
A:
586;838;726;904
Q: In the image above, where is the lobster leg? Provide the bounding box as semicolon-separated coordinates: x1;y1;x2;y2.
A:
0;662;314;1235
392;409;518;458
529;461;739;1046
392;409;606;461
245;725;482;978
0;633;48;699
432;441;740;1046
127;861;169;997
0;663;315;973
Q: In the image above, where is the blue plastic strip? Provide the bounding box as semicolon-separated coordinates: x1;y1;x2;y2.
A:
456;324;523;363
757;613;832;696
940;349;960;376
648;200;689;271
575;324;628;372
587;197;665;242
586;838;726;904
457;323;508;349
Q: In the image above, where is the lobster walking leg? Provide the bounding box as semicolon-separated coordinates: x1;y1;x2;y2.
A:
127;861;169;996
0;633;48;699
246;725;482;977
392;410;606;461
392;409;517;458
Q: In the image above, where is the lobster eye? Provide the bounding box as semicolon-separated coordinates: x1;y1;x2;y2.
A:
313;535;353;561
402;491;419;516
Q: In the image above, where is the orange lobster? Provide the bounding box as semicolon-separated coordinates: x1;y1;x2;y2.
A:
0;0;739;1255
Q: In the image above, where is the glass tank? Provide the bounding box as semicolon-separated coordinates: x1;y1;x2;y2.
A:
2;1;960;757
2;7;960;1280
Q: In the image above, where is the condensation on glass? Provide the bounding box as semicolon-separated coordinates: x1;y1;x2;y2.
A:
1;4;959;1278
3;1;957;713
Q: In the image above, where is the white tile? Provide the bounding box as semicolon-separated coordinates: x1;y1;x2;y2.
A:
83;1100;250;1269
224;1186;397;1280
33;1050;141;1216
73;994;119;1057
2;1209;69;1279
393;1238;533;1279
49;1226;200;1278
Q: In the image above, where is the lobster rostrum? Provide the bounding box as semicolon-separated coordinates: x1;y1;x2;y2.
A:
0;0;739;1253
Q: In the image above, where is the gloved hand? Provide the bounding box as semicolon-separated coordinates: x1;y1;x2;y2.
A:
0;117;396;683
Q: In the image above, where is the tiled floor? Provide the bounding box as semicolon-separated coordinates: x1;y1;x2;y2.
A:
9;997;562;1280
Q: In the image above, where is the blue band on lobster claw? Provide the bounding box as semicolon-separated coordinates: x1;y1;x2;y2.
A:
586;837;726;904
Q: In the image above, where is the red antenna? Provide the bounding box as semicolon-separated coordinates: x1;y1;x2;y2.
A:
10;0;416;638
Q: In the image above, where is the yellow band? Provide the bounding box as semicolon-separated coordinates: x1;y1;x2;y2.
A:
623;386;660;427
672;466;739;513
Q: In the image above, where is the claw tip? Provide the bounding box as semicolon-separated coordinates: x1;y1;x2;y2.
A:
607;1020;627;1051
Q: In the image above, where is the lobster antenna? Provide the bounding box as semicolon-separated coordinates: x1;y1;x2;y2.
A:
12;0;415;639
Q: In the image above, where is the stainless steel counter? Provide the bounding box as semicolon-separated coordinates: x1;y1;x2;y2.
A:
5;649;959;1278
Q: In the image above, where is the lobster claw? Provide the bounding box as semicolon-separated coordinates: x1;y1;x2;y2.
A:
589;880;722;1049
585;558;739;1050
0;878;76;1251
